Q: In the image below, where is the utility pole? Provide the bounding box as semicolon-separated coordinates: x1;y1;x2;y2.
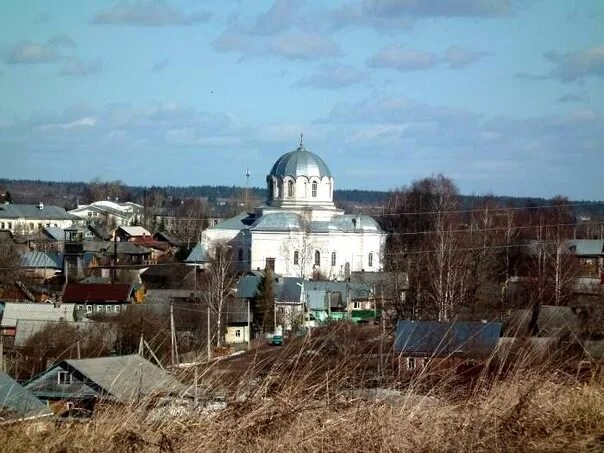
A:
170;301;179;367
247;299;251;350
207;306;211;362
76;335;81;360
0;332;4;373
244;169;251;212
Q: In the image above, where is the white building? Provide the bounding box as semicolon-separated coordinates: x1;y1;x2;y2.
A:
202;142;387;279
0;203;75;234
69;200;144;226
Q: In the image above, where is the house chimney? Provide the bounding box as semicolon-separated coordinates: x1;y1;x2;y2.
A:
38;202;44;210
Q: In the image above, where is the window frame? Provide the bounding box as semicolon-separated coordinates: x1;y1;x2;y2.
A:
368;252;374;267
293;250;299;265
287;180;294;197
58;370;72;386
331;251;336;267
311;181;318;198
314;250;321;267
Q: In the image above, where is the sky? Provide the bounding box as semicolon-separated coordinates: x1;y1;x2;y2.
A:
1;0;603;199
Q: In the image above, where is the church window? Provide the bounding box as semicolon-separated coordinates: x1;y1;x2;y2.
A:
331;252;336;266
311;181;318;198
368;252;374;267
314;250;321;266
288;180;294;197
293;251;299;265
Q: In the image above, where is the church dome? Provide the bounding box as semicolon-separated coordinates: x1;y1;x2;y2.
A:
269;144;331;179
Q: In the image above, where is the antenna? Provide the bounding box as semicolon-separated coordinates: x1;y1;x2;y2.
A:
300;132;304;148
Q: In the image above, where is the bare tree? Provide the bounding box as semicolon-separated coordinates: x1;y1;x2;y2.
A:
202;242;238;347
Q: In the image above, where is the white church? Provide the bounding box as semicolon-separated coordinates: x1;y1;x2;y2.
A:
202;141;387;279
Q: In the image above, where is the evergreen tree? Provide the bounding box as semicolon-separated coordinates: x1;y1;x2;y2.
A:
254;268;275;332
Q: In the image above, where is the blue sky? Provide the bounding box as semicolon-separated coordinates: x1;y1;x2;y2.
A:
1;1;603;199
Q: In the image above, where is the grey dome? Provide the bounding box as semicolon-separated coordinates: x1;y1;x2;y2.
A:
269;145;331;178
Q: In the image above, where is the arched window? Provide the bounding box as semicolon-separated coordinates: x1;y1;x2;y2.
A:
288;180;294;197
368;252;374;267
293;251;299;265
331;252;336;266
314;250;321;266
311;181;318;198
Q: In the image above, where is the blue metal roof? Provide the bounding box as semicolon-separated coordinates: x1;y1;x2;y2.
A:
0;372;52;420
18;251;61;269
565;239;604;257
210;213;257;231
184;243;208;263
269;145;331;178
251;212;302;231
394;320;502;358
0;204;76;220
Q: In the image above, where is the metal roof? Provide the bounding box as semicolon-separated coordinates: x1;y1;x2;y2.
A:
117;226;152;237
251;212;302;231
394;320;502;358
184;243;208;263
26;354;184;403
62;283;132;303
210;212;257;231
307;290;328;310
269;145;331;178
42;226;66;241
0;372;52;420
18;251;61;269
565;239;604;257
1;303;76;328
236;275;304;303
0;204;76;221
304;281;372;300
13;319;96;347
63;355;184;402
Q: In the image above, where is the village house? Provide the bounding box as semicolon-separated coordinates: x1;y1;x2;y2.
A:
25;354;185;416
68;200;144;227
0;302;76;345
62;283;132;315
114;225;152;242
394;320;502;373
0;203;76;235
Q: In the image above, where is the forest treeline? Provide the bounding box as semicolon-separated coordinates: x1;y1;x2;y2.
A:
1;178;603;217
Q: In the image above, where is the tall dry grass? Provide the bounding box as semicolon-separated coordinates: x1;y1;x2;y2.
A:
2;323;603;452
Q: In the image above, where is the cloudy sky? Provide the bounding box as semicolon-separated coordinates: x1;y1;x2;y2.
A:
1;1;603;199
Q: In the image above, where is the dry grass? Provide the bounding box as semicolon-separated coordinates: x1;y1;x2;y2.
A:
2;324;604;452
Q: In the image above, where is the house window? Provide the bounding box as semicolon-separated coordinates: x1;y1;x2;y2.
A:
331;252;336;267
314;250;321;266
287;180;294;197
0;223;4;229
353;301;361;309
293;251;299;265
29;223;34;230
97;305;105;313
406;357;416;371
311;181;318;198
58;370;72;385
7;222;12;230
235;329;241;338
85;305;93;313
368;252;374;267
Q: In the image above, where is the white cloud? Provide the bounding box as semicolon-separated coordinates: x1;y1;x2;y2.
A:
93;1;211;26
60;58;102;77
296;64;368;89
368;44;438;71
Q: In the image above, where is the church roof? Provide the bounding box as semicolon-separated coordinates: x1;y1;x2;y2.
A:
249;212;383;233
269;145;331;178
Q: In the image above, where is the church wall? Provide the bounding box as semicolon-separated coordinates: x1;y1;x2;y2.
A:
250;230;385;279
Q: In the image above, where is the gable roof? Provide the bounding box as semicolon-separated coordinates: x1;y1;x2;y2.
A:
0;303;76;329
18;251;61;269
184;243;208;263
62;283;132;303
61;355;183;402
0;372;52;421
117;226;151;237
42;226;66;242
394;320;502;358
